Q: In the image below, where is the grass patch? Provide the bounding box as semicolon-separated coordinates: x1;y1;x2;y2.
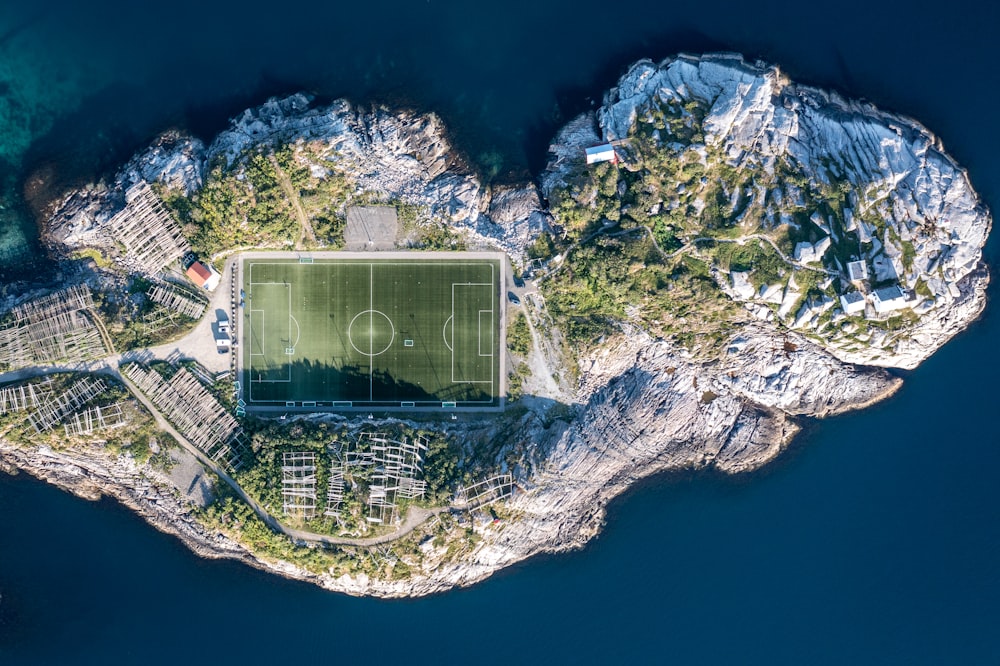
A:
242;256;501;407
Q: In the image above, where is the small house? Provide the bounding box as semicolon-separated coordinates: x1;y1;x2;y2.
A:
847;260;869;282
585;144;617;165
186;261;221;292
871;285;908;314
839;291;866;315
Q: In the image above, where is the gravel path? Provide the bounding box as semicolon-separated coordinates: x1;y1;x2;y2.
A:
270;154;317;249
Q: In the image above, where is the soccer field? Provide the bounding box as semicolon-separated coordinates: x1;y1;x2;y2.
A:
240;254;503;409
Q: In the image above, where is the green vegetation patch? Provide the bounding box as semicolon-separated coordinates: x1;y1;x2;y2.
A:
542;233;747;354
540;93;899;357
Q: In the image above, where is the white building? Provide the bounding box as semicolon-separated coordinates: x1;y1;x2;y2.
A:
585;144;617;165
871;285;909;314
847;260;869;282
840;291;866;315
186;261;221;292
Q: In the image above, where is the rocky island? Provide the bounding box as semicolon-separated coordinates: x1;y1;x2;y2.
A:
0;53;990;597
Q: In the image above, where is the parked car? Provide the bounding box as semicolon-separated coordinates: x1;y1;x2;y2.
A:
507;291;521;305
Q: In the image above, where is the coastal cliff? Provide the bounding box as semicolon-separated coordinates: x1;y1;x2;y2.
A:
2;53;990;597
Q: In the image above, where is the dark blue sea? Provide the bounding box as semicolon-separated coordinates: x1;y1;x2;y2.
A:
1;1;998;663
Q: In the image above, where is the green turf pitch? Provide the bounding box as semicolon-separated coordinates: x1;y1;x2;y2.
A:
241;257;501;408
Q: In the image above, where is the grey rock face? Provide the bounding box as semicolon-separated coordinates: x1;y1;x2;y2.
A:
205;95;550;261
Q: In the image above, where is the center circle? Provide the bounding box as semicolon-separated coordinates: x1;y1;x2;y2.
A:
348;310;395;356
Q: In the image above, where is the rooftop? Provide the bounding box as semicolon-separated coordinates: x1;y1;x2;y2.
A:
186;262;211;284
872;285;906;302
871;285;908;314
186;261;221;291
585;144;617;165
847;260;869;282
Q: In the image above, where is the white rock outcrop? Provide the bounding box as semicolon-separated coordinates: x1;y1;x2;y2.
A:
576;53;990;370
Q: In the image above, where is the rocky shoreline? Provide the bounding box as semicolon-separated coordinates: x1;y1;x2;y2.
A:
1;52;990;597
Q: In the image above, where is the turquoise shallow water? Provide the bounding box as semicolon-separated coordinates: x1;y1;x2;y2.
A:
1;1;999;663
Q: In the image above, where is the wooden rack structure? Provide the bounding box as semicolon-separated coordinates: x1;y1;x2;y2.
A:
123;364;244;471
105;182;190;275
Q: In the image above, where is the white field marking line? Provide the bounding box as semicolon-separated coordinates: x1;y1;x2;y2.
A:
346;312;361;356
451;283;454;384
347;310;395;356
490;260;495;392
247;285;293;405
448;274;498;404
248;261;493;269
249;307;260;403
248;308;257;403
478;310;495;357
288;284;300;351
453;261;498;398
249;309;265;357
252;260;494;359
245;262;256;400
370;263;373;402
450;282;497;386
442;316;453;352
247;258;500;404
248;281;293;345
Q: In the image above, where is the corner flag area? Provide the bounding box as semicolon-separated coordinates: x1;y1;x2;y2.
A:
239;253;503;410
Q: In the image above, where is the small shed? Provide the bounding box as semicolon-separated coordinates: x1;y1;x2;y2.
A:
871;285;908;314
585;144;617;165
186;261;221;292
839;291;866;315
847;260;869;282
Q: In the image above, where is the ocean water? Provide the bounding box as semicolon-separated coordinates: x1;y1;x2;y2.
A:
1;0;998;663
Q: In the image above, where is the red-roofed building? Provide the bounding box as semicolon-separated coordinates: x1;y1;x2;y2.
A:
186;261;221;291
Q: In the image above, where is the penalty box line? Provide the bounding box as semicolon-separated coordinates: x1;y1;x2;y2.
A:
451;281;496;386
249;280;294;356
247;282;293;405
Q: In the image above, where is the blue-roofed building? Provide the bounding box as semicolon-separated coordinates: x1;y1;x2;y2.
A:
871;285;908;314
840;290;866;314
847;260;869;282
